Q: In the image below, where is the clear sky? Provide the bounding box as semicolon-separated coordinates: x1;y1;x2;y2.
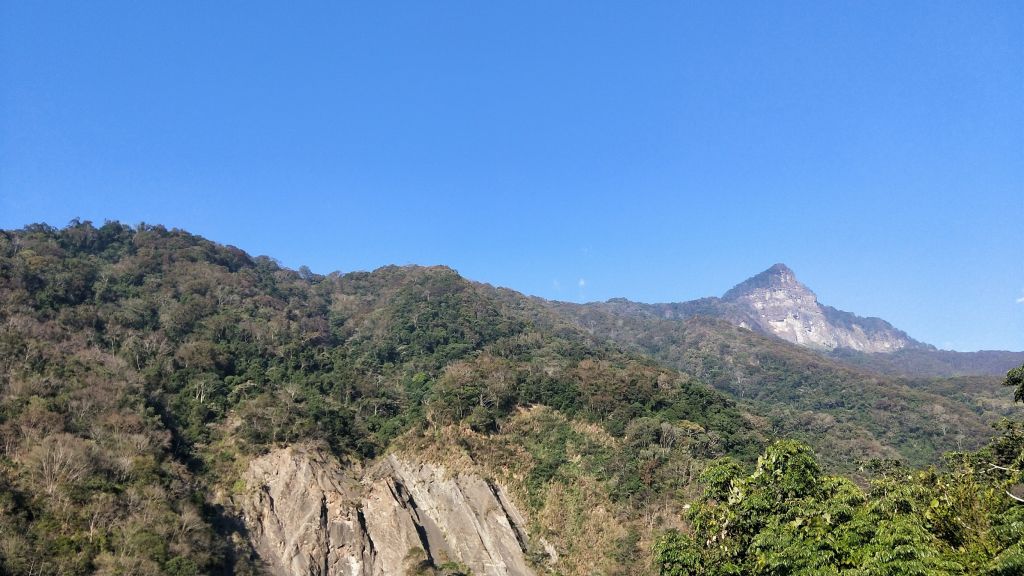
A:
2;2;1022;351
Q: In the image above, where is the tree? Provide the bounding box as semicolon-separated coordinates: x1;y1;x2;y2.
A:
24;433;91;497
1004;364;1024;403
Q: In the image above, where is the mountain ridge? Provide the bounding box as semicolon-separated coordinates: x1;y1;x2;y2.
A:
648;263;931;353
1;221;1022;575
578;263;1024;377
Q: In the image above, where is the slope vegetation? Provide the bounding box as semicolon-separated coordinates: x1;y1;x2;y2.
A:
550;300;1014;470
1;220;1019;576
0;221;757;575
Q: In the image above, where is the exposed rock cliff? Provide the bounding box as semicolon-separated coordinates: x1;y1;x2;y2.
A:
719;264;922;353
236;446;534;576
565;264;926;354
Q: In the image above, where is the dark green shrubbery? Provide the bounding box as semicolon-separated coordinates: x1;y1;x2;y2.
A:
656;413;1024;575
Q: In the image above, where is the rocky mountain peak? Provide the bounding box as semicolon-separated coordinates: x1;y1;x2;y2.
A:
763;262;797;283
718;264;916;353
764;262;795;278
722;263;810;302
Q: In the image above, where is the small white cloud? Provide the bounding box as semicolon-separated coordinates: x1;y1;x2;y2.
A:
1017;295;1024;304
578;278;586;288
552;279;561;290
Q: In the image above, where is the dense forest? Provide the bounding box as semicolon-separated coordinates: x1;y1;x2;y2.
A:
0;221;1021;575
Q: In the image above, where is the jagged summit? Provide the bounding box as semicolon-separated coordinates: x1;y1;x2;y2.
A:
591;264;927;354
717;264;921;353
722;263;804;301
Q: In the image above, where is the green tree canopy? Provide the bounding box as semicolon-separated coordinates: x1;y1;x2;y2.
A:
1004;364;1024;403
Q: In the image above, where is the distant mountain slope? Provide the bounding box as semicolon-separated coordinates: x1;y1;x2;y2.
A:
549;301;1016;470
610;264;928;353
584;263;1023;378
829;347;1024;378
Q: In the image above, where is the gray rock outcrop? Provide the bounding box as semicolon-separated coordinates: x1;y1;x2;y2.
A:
236;446;534;576
720;264;919;353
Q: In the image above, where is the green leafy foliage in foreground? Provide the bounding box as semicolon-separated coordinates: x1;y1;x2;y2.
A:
1006;365;1024;404
655;416;1024;575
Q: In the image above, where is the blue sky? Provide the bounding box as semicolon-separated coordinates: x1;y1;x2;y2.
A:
2;2;1021;351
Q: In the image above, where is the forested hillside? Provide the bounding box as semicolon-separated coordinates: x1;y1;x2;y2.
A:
0;221;1021;576
829;347;1024;378
0;221;758;575
550;299;1017;470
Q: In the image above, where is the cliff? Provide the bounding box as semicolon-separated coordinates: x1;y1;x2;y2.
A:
236;447;534;576
719;264;923;353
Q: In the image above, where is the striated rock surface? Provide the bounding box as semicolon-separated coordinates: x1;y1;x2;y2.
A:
236;446;534;576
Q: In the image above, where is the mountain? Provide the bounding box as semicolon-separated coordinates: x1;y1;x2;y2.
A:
0;221;759;575
719;263;927;353
602;264;926;354
548;300;1017;471
0;221;1021;576
542;268;1023;472
583;263;1024;377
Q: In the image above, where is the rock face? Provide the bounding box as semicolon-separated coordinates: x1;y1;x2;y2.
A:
571;264;928;354
236;446;534;576
719;264;919;353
